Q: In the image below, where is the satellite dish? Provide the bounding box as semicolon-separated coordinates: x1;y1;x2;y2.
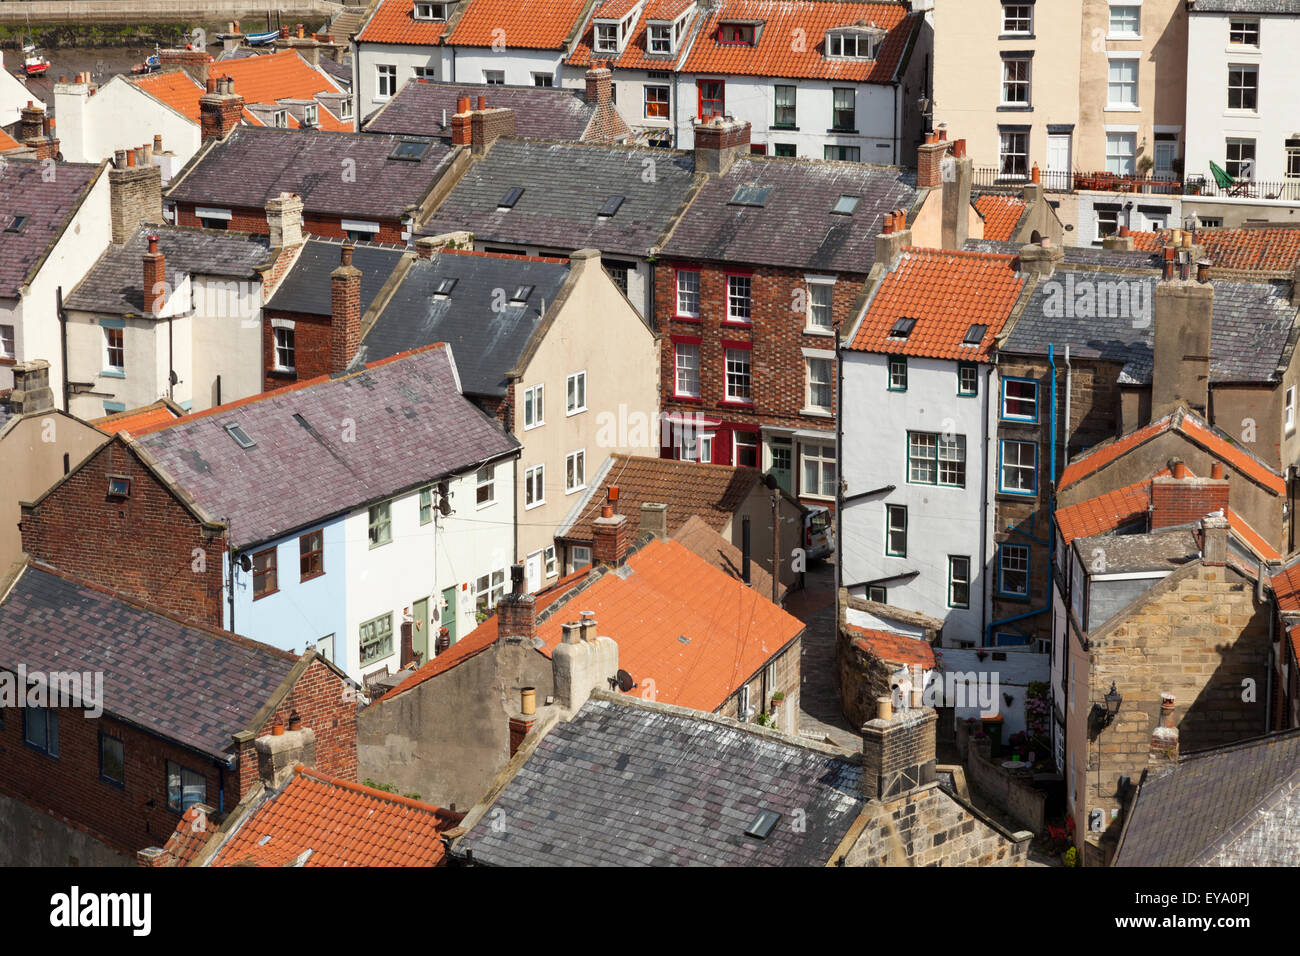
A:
238;553;252;572
616;669;635;693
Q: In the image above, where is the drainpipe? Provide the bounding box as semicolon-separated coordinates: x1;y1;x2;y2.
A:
1064;346;1072;462
1050;344;1057;487
981;362;993;643
834;323;844;599
57;285;70;411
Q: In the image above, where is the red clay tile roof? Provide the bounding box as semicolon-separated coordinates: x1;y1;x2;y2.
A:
569;0;699;69
1290;624;1300;666
385;539;804;712
848;247;1025;359
1273;558;1300;613
1226;508;1279;561
672;514;778;597
1127;227;1300;273
90;400;183;435
450;0;594;49
357;0;453;45
133;52;350;131
974;194;1026;242
846;624;934;669
1058;409;1285;495
0;128;21;152
559;455;762;543
210;768;461;867
678;1;916;82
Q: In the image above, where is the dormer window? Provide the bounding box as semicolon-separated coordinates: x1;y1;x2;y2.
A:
594;9;639;55
274;109;289;128
594;22;619;52
648;23;671;54
303;103;318;126
414;1;449;21
718;22;756;45
826;25;884;59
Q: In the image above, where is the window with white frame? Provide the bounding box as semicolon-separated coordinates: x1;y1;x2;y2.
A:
648;23;672;53
826;30;879;59
999;439;1038;495
368;501;392;547
676;428;714;462
725;348;751;403
1094;204;1121;242
359;612;394;665
802;443;837;498
999;130;1029;179
570;545;592;571
999;543;1030;596
273;109;288;129
565;450;586;493
908;431;966;487
544;545;558;577
949;556;971;608
524;464;545;508
484;70;505;85
675;343;700;397
476;464;495;506
1226;138;1256;179
1107;58;1138;108
676;269;700;317
734;431;758;467
1229;18;1259;46
808;281;833;330
104;326;124;372
645;85;670;118
806;357;833;412
1001;57;1031;106
832;88;855;130
1106;131;1136;175
1288;139;1300;180
566;371;586;415
533;73;554;87
774;84;796;127
474;570;507;615
958;362;978;396
1001;3;1033;34
523;384;544;429
885;503;907;556
1287;386;1296;433
414;2;448;20
0;324;14;359
727;275;752;322
1108;4;1140;37
273;326;295;370
1227;65;1258;112
594;22;619;52
376;64;397;99
1001;377;1038;421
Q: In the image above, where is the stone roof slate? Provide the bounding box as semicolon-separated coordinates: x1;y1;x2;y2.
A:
0;159;103;299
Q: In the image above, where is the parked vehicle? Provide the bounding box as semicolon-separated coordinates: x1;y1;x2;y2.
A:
804;507;835;560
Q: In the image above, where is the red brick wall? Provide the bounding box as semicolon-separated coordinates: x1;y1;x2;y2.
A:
175;203;405;244
263;309;335;390
242;657;358;791
20;439;227;626
0;707;239;856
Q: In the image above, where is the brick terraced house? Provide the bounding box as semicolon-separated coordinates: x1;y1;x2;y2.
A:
0;561;356;866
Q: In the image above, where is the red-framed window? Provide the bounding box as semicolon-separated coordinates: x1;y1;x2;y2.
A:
717;23;754;45
674;265;701;319
698;79;725;119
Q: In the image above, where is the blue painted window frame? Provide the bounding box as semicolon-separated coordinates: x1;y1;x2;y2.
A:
1000;376;1039;422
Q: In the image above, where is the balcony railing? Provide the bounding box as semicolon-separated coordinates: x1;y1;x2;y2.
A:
973;165;1300;202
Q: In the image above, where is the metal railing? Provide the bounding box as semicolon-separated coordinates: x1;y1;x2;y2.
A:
973;165;1300;202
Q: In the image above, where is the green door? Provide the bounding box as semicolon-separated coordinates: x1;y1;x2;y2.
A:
769;439;793;494
440;586;458;646
412;597;429;662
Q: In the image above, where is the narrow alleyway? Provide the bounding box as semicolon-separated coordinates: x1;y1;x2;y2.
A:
784;560;859;753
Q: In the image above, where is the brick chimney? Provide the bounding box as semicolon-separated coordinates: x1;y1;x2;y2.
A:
254;725;316;790
158;47;213;86
1200;513;1229;567
860;705;938;802
916;129;946;189
693;115;751;176
497;564;537;641
265;192;304;248
469;104;515;156
1150;471;1229;530
108;149;164;244
585;67;612;105
508;686;537;756
592;490;631;567
640;501;668;541
199;76;245;143
1017;236;1064;277
330;243;361;372
941;138;972;250
8;360;54;415
875;208;911;266
18;101;44;143
143;235;167;316
1147;692;1179;778
1152;260;1213;420
552;617;618;715
450;95;472;146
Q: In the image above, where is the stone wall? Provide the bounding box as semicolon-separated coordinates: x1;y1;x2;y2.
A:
0;794;132;867
965;746;1046;834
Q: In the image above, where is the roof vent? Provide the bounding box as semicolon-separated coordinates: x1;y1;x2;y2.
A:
224;423;256;448
744;809;782;840
677;634;690;644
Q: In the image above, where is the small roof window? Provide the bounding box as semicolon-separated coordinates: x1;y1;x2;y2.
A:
597;195;625;218
729;185;772;207
963;324;988;345
831;195;860;215
889;317;916;338
390;140;430;161
225;422;256;449
498;186;524;209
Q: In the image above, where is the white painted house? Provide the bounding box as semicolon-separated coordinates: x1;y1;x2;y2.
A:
839;243;1028;647
1185;0;1300;199
0;51;44;129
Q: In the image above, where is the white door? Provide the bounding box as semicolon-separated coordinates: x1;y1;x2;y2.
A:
1046;134;1072;191
525;551;544;593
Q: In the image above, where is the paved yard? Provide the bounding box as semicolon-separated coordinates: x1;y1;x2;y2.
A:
784;560;859;753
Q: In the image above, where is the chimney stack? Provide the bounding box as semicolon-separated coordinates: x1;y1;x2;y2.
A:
508;686;537;756
592;489;631;566
8;360;55;415
158;47;212;86
19;101;44;142
143;235;167;316
254;726;316;790
469;104;516;156
415;231;474;257
860;706;938;802
1152;262;1213;419
108;150;164;244
265;192;305;248
1017;237;1064;277
450;95;472;145
941;138;972;250
552;620;618;715
640;501;668;541
1200;514;1229;567
693;115;751;176
1150;472;1229;530
497;563;538;641
875;208;911;266
916;129;945;189
585;67;612;106
1147;692;1179;777
330;243;361;372
199;76;244;142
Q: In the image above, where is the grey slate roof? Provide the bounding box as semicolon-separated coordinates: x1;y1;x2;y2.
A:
135;343;518;548
317;56;352;88
664;157;916;273
1189;0;1300;13
364;80;598;141
0;158;103;299
963;238;1162;270
1114;728;1300;866
0;565;298;758
265;238;406;316
351;250;571;396
420;139;698;257
453;696;864;867
65;224;270;315
1002;271;1297;384
165;126;454;220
